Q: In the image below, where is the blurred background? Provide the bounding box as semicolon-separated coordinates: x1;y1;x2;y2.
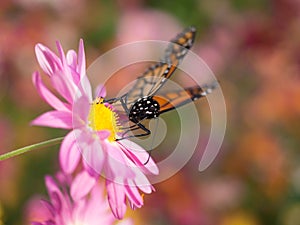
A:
1;0;300;224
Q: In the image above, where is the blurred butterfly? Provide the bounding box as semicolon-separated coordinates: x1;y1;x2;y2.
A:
105;27;217;140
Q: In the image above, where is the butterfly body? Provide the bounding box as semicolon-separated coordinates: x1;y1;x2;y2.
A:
128;96;160;122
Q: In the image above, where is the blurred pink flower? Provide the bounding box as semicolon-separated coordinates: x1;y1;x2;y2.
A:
31;40;158;219
29;171;133;225
116;9;181;44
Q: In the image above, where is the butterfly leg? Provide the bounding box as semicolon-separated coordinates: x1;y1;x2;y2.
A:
105;98;116;104
124;123;154;165
116;122;151;141
119;123;137;130
144;150;152;165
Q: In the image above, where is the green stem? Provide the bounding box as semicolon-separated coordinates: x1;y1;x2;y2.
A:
0;137;64;161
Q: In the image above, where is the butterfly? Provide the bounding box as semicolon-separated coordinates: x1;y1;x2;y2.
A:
105;27;217;140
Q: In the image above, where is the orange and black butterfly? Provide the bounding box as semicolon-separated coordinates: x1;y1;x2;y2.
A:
105;27;217;140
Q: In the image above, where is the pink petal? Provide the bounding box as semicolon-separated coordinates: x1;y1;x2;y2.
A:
119;157;153;193
75;39;92;100
119;140;159;175
55;171;71;186
32;72;70;112
66;50;77;70
94;84;106;98
31;222;43;225
90;183;106;203
44;176;63;211
82;158;99;178
56;41;76;84
104;142;136;182
70;171;96;201
124;183;143;208
35;44;62;76
72;95;90;128
82;184;115;225
81;135;105;175
132;172;152;194
66;50;81;85
59;131;81;174
40;199;55;217
31;110;73;129
106;181;127;219
51;71;78;104
122;159;153;193
45;176;59;194
77;39;86;79
79;75;92;102
72;199;87;223
134;179;152;194
56;41;68;69
44;177;71;222
97;130;111;140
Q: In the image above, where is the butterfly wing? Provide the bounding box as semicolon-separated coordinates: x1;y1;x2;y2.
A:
121;27;196;108
104;27;198;139
153;82;218;114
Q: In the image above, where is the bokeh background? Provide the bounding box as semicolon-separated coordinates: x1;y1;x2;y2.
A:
1;0;300;224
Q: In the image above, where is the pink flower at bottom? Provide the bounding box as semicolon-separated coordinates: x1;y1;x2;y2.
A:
29;171;133;225
31;40;159;219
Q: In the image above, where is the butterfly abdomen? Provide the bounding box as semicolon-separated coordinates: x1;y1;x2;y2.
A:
129;96;160;122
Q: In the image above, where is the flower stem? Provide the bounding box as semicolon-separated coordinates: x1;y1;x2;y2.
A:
0;137;64;161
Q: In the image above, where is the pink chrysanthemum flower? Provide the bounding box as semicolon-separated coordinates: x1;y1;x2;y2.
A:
32;40;159;219
31;171;133;225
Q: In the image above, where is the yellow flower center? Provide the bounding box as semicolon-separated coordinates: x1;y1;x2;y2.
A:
88;97;121;142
